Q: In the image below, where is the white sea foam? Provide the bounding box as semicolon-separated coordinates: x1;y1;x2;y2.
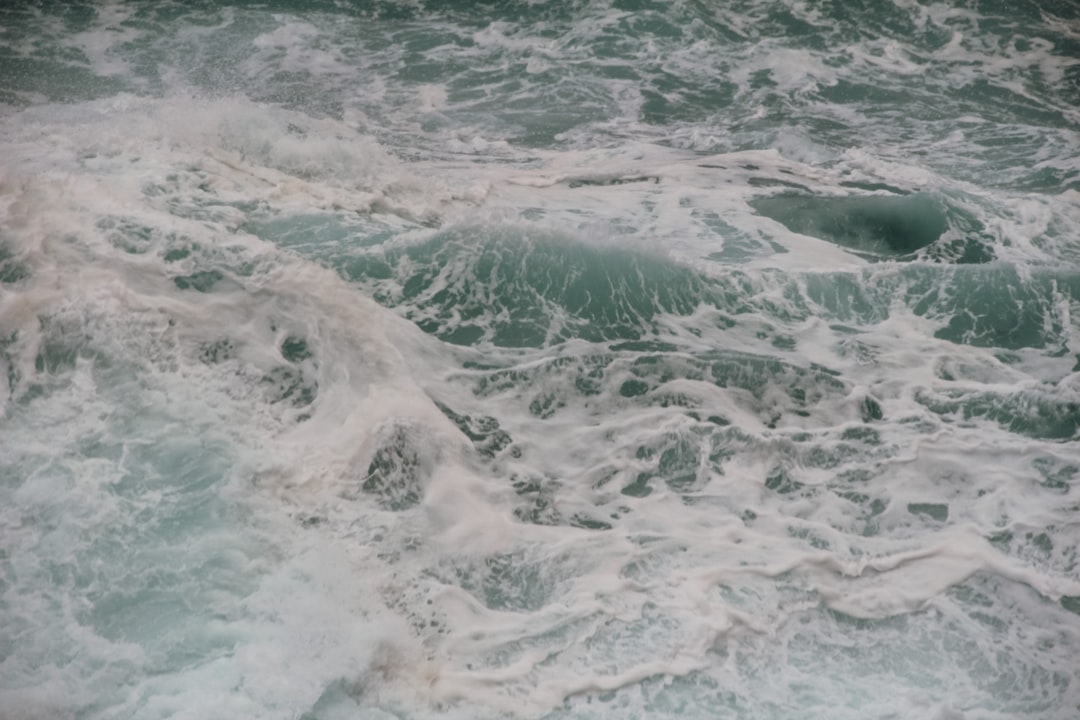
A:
2;1;1080;718
3;89;1080;718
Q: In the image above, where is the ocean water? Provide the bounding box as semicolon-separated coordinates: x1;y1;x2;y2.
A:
1;1;1079;718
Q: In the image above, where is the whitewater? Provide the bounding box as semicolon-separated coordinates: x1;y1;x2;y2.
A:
1;1;1079;719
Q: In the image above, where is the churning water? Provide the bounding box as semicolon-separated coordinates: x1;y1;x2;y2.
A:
1;1;1079;718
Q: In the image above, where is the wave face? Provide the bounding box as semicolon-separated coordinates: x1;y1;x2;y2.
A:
1;2;1079;719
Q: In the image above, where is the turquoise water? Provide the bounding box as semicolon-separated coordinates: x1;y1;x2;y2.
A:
1;2;1079;718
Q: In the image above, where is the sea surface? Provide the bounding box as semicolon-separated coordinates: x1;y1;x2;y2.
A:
2;1;1080;719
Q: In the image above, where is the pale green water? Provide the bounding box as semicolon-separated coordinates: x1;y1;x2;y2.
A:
1;2;1079;719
